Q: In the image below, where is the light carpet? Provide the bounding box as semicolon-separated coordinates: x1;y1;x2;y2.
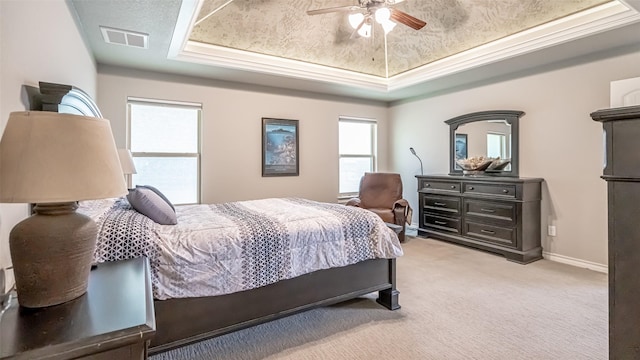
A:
150;237;607;360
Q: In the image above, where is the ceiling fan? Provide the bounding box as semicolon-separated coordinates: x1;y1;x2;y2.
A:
307;0;426;38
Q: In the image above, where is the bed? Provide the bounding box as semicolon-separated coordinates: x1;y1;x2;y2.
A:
29;81;403;353
79;196;403;353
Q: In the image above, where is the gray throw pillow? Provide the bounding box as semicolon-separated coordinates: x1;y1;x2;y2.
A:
136;185;175;211
127;187;178;225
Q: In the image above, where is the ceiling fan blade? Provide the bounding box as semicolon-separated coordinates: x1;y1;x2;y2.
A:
390;8;426;30
307;5;360;16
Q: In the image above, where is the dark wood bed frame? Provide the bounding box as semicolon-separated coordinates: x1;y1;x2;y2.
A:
151;258;399;353
29;81;401;354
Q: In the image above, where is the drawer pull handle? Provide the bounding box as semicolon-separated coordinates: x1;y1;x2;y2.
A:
502;189;509;193
468;186;474;190
434;220;447;225
480;208;496;213
450;185;456;189
425;183;431;187
481;229;496;235
434;202;447;207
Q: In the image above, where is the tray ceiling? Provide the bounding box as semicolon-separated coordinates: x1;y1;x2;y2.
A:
189;0;610;78
69;0;640;101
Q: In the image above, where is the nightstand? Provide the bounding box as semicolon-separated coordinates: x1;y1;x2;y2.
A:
0;257;155;359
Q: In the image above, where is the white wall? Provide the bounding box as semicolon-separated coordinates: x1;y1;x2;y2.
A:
97;67;391;204
0;0;97;269
391;48;640;267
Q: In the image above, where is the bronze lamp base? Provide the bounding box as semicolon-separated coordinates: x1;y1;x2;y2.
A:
9;202;97;308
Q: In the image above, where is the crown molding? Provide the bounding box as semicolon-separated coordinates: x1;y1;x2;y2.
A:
175;41;390;92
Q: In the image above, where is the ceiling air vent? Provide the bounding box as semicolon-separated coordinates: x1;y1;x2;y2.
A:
100;26;148;49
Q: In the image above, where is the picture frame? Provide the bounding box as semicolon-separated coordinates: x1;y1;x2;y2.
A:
262;118;299;176
455;133;468;170
455;133;468;159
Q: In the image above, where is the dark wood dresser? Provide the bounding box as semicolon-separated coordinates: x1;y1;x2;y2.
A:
416;175;543;264
0;257;155;360
591;105;640;359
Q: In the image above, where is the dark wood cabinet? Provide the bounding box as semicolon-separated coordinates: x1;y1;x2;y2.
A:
0;257;155;360
591;104;640;360
416;175;543;264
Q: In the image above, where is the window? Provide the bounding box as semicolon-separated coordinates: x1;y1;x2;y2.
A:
128;98;201;205
339;117;377;196
487;132;507;159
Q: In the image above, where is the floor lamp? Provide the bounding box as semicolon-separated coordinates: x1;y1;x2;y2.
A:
409;147;424;175
0;111;127;308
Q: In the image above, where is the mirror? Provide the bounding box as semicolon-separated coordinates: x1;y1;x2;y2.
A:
446;110;524;177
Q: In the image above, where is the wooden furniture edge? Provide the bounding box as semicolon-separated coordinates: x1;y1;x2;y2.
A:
419;229;542;264
149;258;398;354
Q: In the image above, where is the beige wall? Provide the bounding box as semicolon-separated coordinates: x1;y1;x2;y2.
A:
0;0;97;269
97;67;391;204
2;0;637;270
391;49;640;266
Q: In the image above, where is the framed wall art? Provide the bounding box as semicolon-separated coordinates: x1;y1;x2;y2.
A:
262;118;299;176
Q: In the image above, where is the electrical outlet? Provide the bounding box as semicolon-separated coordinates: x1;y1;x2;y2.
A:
548;225;557;237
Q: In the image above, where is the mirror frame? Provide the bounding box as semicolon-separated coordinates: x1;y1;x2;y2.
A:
446;110;524;177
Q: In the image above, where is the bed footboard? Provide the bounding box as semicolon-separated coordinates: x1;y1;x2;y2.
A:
150;258;398;354
376;258;400;310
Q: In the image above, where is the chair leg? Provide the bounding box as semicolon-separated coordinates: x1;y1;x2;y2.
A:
398;227;406;242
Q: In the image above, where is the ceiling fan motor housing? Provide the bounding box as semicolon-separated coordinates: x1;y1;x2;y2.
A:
360;0;389;9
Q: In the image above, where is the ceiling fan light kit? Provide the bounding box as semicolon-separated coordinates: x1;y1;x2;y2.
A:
375;7;390;23
308;0;425;38
359;21;372;37
376;9;397;34
348;12;365;28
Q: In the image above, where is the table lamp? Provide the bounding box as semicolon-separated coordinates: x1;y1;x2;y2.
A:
0;111;127;308
117;148;137;188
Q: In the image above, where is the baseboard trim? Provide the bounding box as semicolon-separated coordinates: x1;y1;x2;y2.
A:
406;223;419;237
543;251;608;274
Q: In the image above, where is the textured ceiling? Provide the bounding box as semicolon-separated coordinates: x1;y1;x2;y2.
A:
189;0;610;78
67;0;640;101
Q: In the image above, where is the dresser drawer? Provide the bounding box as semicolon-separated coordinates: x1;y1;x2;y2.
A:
423;195;461;216
463;182;516;198
464;199;516;225
464;221;516;248
423;214;461;234
420;179;461;193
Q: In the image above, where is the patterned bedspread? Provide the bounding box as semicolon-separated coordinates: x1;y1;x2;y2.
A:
82;197;403;300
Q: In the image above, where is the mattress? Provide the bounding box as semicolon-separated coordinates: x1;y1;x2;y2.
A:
80;197;403;300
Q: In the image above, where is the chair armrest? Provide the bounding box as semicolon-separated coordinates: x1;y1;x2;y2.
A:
345;198;361;207
393;199;413;225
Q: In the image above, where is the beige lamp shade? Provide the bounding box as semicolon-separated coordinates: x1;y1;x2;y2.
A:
0;111;127;203
117;148;137;175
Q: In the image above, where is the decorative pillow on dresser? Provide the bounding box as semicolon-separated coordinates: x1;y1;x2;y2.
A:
127;186;177;225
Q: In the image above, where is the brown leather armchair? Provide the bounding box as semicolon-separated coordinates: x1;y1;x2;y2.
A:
346;172;412;242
